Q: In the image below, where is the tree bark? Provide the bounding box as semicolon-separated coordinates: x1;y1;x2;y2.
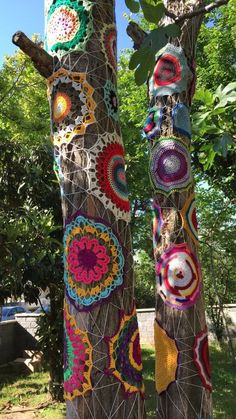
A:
44;1;145;418
129;1;213;418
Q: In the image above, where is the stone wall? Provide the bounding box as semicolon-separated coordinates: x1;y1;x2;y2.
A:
15;313;41;339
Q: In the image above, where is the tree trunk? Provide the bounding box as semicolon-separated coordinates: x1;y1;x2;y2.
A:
45;1;145;418
144;1;212;418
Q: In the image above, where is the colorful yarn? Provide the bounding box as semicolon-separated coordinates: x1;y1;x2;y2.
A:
156;243;201;310
45;0;93;57
101;24;117;72
154;320;179;394
104;306;145;398
152;202;164;248
143;107;163;140
64;301;92;400
89;133;131;222
193;327;212;392
103;80;119;121
149;44;191;98
149;136;193;196
172;103;192;139
180;193;199;246
64;212;125;310
47;68;96;146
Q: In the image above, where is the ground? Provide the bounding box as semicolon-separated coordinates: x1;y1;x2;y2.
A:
0;344;235;418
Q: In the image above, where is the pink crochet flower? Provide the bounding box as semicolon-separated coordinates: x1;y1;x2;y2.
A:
67;236;110;284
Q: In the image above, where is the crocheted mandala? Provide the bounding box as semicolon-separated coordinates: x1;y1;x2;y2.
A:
103;80;119;121
64;301;93;400
154;320;179;394
101;24;117;72
88;133;131;222
149;44;191;98
152;202;164;249
104;306;145;398
47;68;96;146
64;213;125;310
193;327;212;392
143;107;163;140
149;137;193;196
45;0;93;57
180;193;199;246
172;103;192;140
156;243;201;310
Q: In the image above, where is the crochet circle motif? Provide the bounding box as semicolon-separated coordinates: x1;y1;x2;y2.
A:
143;107;163;141
101;24;117;72
64;301;92;400
156;243;201;310
45;0;93;57
193;327;212;392
154;53;181;86
149;137;193;195
103;80;119;121
180;193;199;246
64;213;125;310
47;68;96;146
104;306;145;398
152;202;164;249
88;133;131;222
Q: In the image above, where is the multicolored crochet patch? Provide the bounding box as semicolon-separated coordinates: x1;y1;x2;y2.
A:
101;24;117;72
172;103;192;139
154;320;179;394
45;0;93;57
193;327;212;392
152;202;164;248
64;212;125;310
180;193;199;246
47;68;96;146
64;301;93;400
149;137;193;196
149;44;191;98
156;243;201;310
143;107;163;140
104;306;145;398
89;133;131;222
103;80;119;121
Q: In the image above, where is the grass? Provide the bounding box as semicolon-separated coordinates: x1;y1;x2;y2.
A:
0;344;235;418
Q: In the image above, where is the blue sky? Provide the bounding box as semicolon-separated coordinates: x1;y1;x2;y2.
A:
0;0;132;66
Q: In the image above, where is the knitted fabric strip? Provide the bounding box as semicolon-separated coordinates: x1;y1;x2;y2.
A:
172;103;192;140
103;80;119;121
193;327;212;392
152;201;164;249
156;243;201;310
149;43;192;98
47;68;96;146
180;193;199;246
101;24;117;73
64;300;93;400
154;319;179;394
149;136;193;196
63;212;125;311
45;0;93;57
104;306;145;398
143;106;163;141
88;132;131;222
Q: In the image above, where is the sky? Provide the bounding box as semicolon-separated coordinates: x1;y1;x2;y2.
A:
0;0;132;66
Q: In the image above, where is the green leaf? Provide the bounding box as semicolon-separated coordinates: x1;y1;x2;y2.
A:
164;23;181;38
125;0;140;13
140;0;165;24
221;82;236;96
194;88;214;106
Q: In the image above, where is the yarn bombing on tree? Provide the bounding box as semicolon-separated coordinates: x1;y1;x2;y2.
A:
47;68;96;146
63;212;125;311
149;136;193;195
101;24;117;73
154;320;179;394
103;80;119;121
180;193;199;246
104;306;145;398
45;0;93;57
193;327;212;392
149;43;192;98
156;243;201;310
172;103;192;139
152;201;164;249
64;301;93;400
143;107;163;140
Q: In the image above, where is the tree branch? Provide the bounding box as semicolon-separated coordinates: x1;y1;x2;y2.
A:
12;31;55;78
126;22;147;50
175;0;230;23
